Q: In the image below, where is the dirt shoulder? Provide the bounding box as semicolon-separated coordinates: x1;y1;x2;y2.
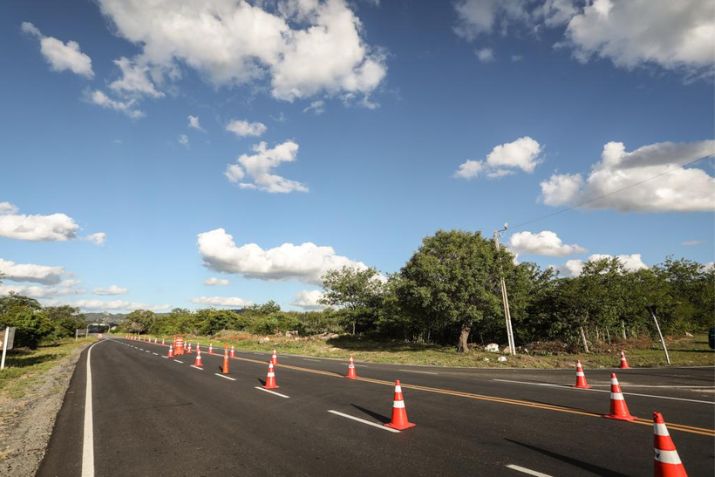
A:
0;340;90;477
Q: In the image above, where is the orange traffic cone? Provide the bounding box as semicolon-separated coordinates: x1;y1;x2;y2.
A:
194;345;203;368
653;412;688;477
168;345;173;358
346;356;357;379
385;380;416;430
619;350;631;369
574;360;591;389
271;349;278;365
604;373;634;421
209;343;213;354
264;362;279;389
222;348;230;374
230;346;235;358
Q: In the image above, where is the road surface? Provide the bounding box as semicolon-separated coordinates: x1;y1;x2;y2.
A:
38;337;715;476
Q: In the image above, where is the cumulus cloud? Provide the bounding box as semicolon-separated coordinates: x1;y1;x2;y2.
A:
96;0;386;102
197;228;367;284
455;136;542;179
51;299;170;312
22;22;94;78
178;134;189;146
84;232;107;245
453;0;714;77
0;280;83;298
475;47;495;63
109;57;163;98
188;115;204;131
226;119;267;138
225;140;308;193
88;90;144;119
0;258;64;284
94;285;128;295
291;290;326;310
540;140;715;212
303;100;326;115
509;230;586;256
556;253;648;277
0;202;79;241
204;277;229;286
191;296;252;308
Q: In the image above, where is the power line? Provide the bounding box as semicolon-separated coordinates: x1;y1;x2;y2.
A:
507;156;710;232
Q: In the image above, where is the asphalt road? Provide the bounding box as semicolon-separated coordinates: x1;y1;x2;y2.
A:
38;338;715;476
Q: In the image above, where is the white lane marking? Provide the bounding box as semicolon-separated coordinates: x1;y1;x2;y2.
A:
162;356;169;359
82;341;105;477
328;410;400;433
254;386;290;398
145;350;151;353
398;369;438;375
215;373;236;381
152;353;159;356
493;379;715;405
190;365;204;371
303;358;321;362
506;464;553;477
590;384;715;389
173;360;184;364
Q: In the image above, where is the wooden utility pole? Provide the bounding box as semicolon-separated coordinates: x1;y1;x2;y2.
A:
647;306;671;365
494;226;516;355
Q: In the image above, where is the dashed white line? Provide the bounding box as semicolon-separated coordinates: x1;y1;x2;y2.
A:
173;360;184;364
398;369;438;375
190;365;204;371
493;379;715;405
215;373;236;381
152;352;159;356
254;386;290;398
506;464;552;477
328;410;400;433
303;358;321;362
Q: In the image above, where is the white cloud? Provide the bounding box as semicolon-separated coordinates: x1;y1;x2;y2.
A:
682;240;702;246
556;253;648;277
191;296;252;308
22;22;94;78
197;228;367;284
178;134;189;146
188;115;204;131
204;277;229;286
476;47;495;63
84;232;107;245
225;140;308;193
226;120;267;138
509;230;586;256
96;0;386;102
109;57;163;98
0;203;79;241
292;290;326;310
94;285;128;296
453;1;714;77
51;299;170;312
0;258;64;284
564;0;715;74
88;90;144;119
455;136;542;179
540;140;715;212
0;280;83;298
303;100;326;115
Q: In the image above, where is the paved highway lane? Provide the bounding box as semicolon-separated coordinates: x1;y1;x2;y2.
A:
39;338;714;476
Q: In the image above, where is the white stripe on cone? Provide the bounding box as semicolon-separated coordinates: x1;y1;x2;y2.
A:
611;392;625;400
654;449;682;465
653;423;670;436
393;401;405;408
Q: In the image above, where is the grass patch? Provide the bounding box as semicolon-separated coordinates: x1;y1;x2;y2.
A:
0;338;93;399
136;332;714;369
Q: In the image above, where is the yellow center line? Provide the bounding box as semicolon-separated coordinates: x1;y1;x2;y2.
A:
142;340;715;438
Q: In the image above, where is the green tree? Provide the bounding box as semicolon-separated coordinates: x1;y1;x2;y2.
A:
123;309;156;334
45;305;86;338
320;266;384;335
0;294;54;348
397;230;507;352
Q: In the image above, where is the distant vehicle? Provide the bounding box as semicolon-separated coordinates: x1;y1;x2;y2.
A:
709;327;715;349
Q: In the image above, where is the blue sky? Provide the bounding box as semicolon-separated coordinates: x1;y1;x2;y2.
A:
1;0;713;313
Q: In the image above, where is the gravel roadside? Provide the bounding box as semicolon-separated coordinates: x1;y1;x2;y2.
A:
0;343;89;477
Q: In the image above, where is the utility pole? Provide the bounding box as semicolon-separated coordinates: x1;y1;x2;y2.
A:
494;224;516;355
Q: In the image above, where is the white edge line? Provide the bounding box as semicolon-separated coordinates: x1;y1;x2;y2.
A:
398;369;438;375
82;341;104;477
506;464;553;477
173;360;184;364
493;379;715;405
214;373;236;381
328;410;400;433
190;365;204;371
254;386;290;398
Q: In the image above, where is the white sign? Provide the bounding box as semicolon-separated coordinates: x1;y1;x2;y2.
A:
1;327;17;371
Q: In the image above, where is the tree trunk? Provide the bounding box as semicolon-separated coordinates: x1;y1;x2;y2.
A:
579;326;590;353
621;320;627;340
595;328;600;343
351;320;356;336
458;324;471;353
605;327;611;344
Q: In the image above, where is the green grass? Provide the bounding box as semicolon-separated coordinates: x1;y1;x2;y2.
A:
0;338;93;399
136;332;714;369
